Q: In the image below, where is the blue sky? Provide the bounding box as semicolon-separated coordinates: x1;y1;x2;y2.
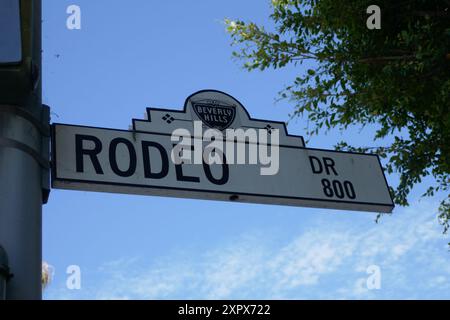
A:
42;0;450;299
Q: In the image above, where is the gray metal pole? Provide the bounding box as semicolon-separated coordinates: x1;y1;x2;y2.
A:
0;0;49;300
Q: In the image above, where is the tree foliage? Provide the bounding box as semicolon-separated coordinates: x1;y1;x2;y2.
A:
225;0;450;230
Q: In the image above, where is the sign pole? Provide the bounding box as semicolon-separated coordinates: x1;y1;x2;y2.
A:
0;0;49;300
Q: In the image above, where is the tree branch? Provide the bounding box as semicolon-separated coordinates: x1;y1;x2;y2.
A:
359;55;416;63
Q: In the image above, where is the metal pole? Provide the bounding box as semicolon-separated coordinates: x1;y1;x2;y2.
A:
0;0;49;300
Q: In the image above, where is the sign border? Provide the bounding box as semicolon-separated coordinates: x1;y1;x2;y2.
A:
51;123;395;213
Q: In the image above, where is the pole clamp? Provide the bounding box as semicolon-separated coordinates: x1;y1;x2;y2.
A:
0;104;51;203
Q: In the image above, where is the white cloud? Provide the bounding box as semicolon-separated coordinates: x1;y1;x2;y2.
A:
46;199;450;300
201;241;265;299
269;231;355;289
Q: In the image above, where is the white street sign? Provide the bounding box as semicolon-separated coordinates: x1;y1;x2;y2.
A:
51;90;394;213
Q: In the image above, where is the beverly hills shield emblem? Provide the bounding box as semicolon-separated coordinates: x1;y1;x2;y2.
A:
192;101;236;130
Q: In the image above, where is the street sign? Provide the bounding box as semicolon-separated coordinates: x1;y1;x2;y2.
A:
51;90;394;213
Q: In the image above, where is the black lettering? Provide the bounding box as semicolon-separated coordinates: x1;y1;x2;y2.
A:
323;157;338;176
75;134;104;174
142;141;169;179
174;144;199;183
309;156;323;174
344;181;356;199
109;138;136;177
332;180;345;199
321;179;334;197
203;154;229;185
175;164;200;182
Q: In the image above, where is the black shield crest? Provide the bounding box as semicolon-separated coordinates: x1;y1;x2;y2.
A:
192;101;236;130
